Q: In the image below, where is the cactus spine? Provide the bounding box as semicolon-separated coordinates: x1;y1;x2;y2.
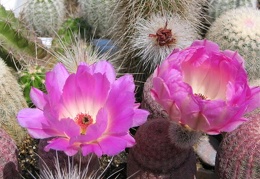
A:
22;0;66;37
215;111;260;179
206;7;260;83
0;58;28;145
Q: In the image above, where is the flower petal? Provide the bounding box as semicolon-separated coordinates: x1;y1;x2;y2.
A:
30;87;47;110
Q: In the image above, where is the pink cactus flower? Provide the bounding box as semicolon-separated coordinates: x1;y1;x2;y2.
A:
151;40;260;134
17;61;149;156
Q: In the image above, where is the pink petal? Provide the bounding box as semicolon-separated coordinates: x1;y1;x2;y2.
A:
132;108;149;127
91;60;116;83
17;108;58;138
81;143;103;157
98;136;129;156
30;87;47;110
44;138;79;156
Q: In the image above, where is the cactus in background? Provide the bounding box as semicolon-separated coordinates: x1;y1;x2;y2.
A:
206;7;260;84
215;111;260;179
207;0;257;23
21;0;66;37
0;4;48;67
127;118;199;178
18;64;46;106
130;13;199;71
0;128;20;179
78;0;116;38
0;58;28;145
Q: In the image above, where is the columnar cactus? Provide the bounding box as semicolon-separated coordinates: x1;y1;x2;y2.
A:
0;58;28;145
22;0;66;37
0;128;20;179
207;0;257;23
127;118;199;178
206;7;260;84
215;111;260;179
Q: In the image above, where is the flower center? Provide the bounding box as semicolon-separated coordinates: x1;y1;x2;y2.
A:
149;21;176;46
75;113;94;135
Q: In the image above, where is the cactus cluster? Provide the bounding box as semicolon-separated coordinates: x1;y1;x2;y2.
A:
206;7;260;83
215;111;260;179
21;0;66;37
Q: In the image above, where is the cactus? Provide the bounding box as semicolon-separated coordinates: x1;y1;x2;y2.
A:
206;7;260;83
130;13;199;71
78;0;116;38
207;0;257;23
127;118;199;178
215;111;260;179
21;0;66;37
18;64;46;106
0;4;48;67
0;58;28;145
0;127;20;179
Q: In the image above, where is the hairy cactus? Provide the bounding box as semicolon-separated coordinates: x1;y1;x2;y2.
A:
207;0;257;23
206;7;260;83
130;13;199;71
127;118;199;178
0;127;20;179
215;111;260;179
0;58;28;145
78;0;116;38
0;4;48;67
18;64;46;106
21;0;66;37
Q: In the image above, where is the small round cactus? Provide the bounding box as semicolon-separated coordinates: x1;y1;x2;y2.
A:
127;118;197;178
0;128;20;179
206;7;260;83
215;111;260;179
22;0;66;37
18;64;46;106
0;58;27;145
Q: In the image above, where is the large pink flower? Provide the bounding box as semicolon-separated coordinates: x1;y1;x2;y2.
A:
17;60;149;156
151;40;260;134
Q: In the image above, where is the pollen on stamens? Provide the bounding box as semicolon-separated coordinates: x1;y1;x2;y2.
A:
75;113;93;135
195;93;208;100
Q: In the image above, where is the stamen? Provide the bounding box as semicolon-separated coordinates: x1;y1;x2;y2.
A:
75;113;93;135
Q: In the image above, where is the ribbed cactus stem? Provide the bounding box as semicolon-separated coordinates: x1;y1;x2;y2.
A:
0;58;28;146
127;118;197;178
0;4;47;65
215;111;260;179
22;0;66;37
